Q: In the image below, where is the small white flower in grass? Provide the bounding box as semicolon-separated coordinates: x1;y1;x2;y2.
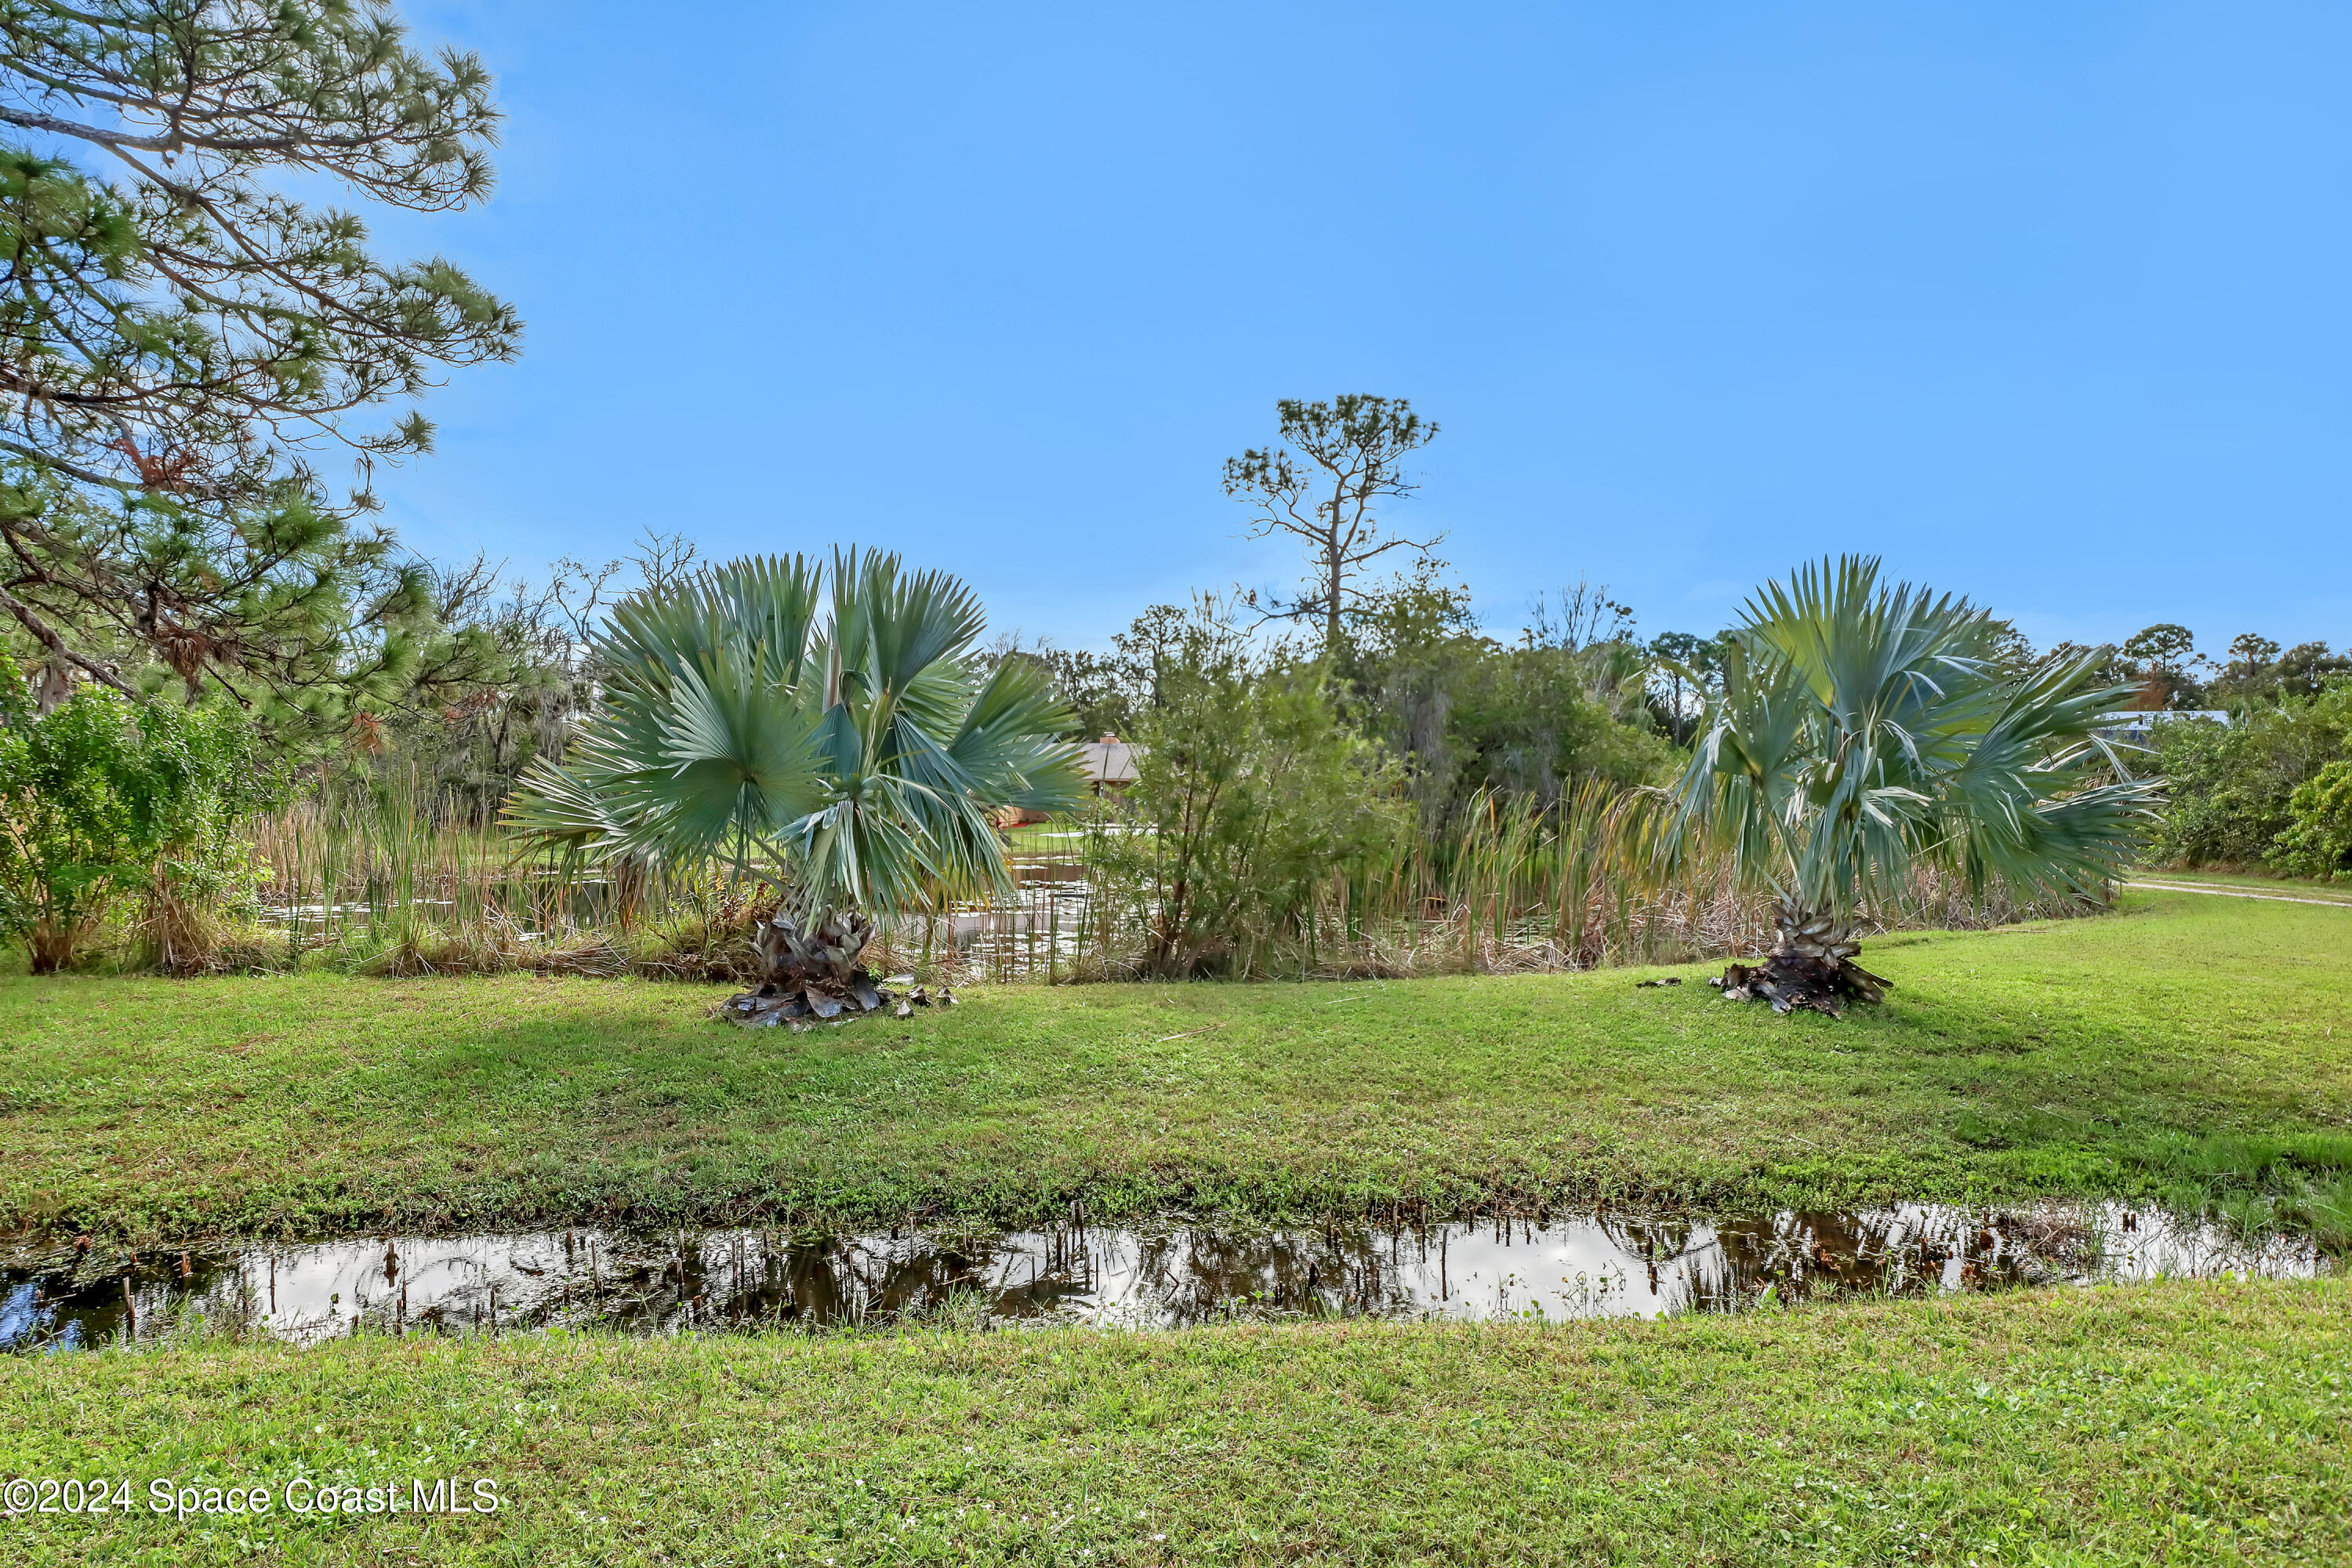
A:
1153;1534;1167;1542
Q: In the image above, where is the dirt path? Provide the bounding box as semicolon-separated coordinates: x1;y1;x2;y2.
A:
2126;880;2352;908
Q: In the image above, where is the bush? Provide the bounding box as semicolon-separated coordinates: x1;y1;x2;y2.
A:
2272;760;2352;881
1086;598;1410;977
0;681;278;972
1334;572;1678;829
2145;679;2352;870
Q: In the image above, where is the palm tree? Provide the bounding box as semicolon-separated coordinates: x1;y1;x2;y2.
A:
504;549;1084;1014
1664;557;2161;1016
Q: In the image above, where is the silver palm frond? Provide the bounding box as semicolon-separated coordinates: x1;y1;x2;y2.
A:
504;550;1086;921
1664;555;2162;919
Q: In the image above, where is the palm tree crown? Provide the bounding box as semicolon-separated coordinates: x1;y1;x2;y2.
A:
1665;557;2161;1011
505;549;1084;924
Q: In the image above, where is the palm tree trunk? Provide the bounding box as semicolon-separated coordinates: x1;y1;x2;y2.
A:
753;908;877;996
1711;899;1891;1018
719;906;960;1027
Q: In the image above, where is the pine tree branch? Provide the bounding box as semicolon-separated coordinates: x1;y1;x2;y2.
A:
0;579;135;695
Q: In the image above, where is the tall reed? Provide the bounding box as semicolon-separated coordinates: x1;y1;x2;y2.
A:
1055;784;2096;983
226;771;2093;986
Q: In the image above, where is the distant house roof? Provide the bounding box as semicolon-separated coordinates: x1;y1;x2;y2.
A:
2092;710;2230;743
1078;739;1141;786
2094;710;2231;727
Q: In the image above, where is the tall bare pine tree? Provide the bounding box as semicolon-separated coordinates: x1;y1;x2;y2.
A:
1222;394;1441;652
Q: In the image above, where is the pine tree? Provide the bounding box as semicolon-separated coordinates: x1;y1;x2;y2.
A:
0;2;519;713
1222;396;1443;652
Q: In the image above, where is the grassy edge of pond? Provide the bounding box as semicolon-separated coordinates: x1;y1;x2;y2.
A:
4;890;2350;1245
2;1277;2347;1565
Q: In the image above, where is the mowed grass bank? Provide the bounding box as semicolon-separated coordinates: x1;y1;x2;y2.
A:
3;891;2350;1240
3;1279;2347;1566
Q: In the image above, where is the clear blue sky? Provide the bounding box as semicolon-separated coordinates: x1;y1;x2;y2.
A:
369;2;2350;655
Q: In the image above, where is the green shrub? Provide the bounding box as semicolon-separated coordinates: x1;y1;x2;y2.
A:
0;681;278;971
2145;678;2352;869
2272;760;2352;880
1086;597;1410;977
1335;572;1678;828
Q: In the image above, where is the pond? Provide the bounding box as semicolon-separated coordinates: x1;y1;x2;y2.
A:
2;1202;2326;1352
253;855;1097;978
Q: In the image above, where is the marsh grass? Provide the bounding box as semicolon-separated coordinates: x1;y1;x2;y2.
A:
1047;783;2096;984
45;766;2085;985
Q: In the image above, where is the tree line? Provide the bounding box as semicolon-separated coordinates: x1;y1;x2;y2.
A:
1;3;2345;982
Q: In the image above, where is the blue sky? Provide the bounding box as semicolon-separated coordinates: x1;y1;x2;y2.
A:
365;2;2351;655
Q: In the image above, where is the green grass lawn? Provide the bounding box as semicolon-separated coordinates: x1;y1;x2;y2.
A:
2;1279;2344;1565
1005;815;1086;855
4;890;2350;1241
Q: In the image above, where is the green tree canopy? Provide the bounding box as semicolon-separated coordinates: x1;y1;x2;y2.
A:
1085;593;1409;978
2118;622;2205;710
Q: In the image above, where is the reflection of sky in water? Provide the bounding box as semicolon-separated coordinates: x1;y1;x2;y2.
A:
2;1202;2328;1353
2;1280;85;1348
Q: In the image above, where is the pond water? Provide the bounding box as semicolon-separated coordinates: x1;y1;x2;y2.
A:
254;855;1096;977
2;1203;2326;1352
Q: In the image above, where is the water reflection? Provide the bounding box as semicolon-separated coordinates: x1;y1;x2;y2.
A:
1;1203;2325;1352
255;855;1092;976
